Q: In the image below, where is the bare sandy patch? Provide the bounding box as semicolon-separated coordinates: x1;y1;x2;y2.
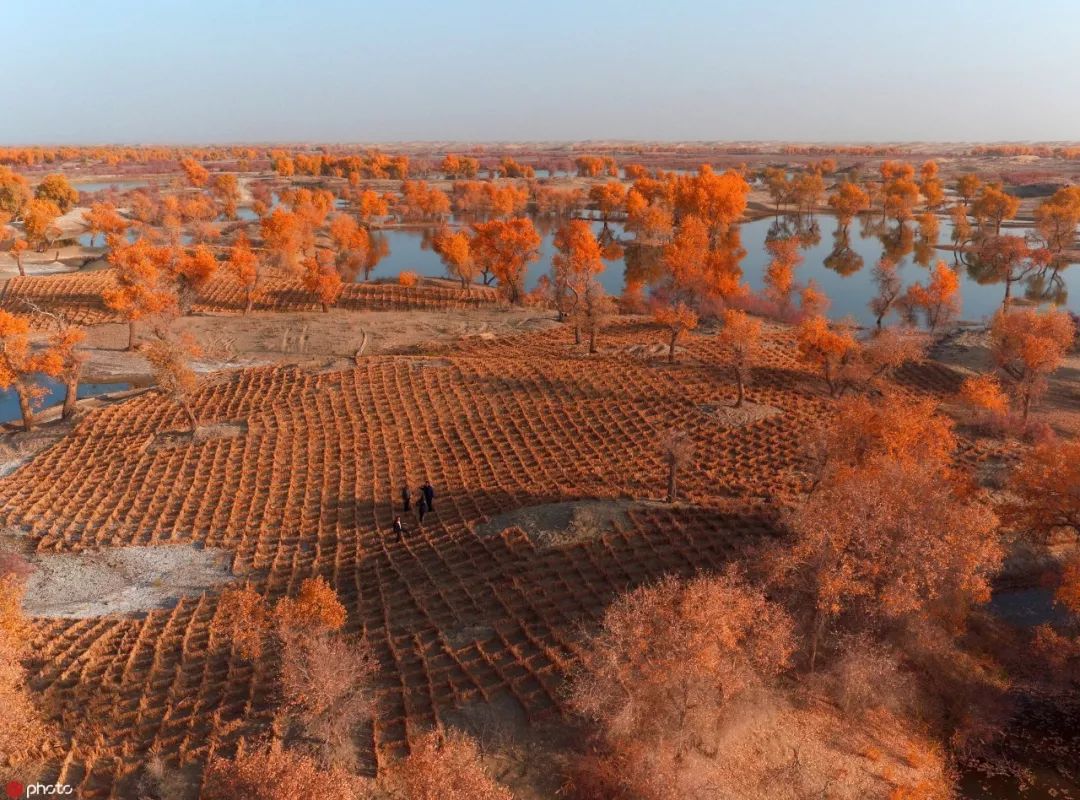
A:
475;499;654;547
697;400;782;428
22;544;233;618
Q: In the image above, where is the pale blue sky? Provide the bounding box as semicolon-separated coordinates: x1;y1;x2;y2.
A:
3;0;1078;143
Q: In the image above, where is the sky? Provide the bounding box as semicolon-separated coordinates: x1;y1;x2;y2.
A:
4;0;1080;144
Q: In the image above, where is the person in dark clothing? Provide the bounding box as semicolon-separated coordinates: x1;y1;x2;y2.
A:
401;486;411;513
421;482;435;511
417;495;428;524
392;515;407;541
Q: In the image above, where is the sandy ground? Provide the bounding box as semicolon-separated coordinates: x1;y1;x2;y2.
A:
41;306;560;384
8;543;232;618
475;499;656;547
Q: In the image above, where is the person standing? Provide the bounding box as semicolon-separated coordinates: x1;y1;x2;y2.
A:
401;485;411;513
392;515;406;541
417;494;428;524
421;482;435;511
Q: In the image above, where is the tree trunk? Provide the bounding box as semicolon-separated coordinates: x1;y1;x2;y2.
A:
734;368;744;408
127;320;137;351
668;329;678;363
1022;389;1031;423
17;389;34;432
573;323;581;345
321;302;330;313
808;609;826;673
15;257;24;277
1003;278;1013;310
667;459;677;503
62;366;82;421
182;402;198;432
245;289;254;315
588;325;598;354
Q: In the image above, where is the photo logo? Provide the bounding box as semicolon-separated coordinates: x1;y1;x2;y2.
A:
4;783;73;798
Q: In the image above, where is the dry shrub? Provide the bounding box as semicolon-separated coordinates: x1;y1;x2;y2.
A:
563;695;951;800
216;585;270;659
569;569;794;760
0;573;53;775
201;744;372;800
134;752;195;800
274;575;347;633
398;270;419;288
825;636;914;717
279;629;379;769
381;729;513;800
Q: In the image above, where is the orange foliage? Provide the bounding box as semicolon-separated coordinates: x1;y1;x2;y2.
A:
274;575;347;633
989;307;1074;421
716;309;762;407
104;238;177;349
82;201;128;247
217;585;270;660
972;183;1020;235
22;197;61;249
652;301;698;363
904;262;960;333
34;173;78;213
469;217;541;303
1001;437;1080;541
432;227;477;287
226;233;264;313
301;251;343;312
141;331;202;430
569;570;794;759
382;730;512;800
398;270;419;288
202;745;371;800
828;181;870;226
796;316;857;396
588;181;627;221
179;157;210;187
0;310;66;431
958;373;1009;424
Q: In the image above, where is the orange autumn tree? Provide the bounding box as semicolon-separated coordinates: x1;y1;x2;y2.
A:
569;570;794;763
973;235;1051;310
104;238;177;350
141;330;202;430
588;181;627;224
82;201;128;247
22;198;61;251
202;746;370;800
716;308;763;407
551;219;605;342
301;250;343;312
51;323;86;421
260;207;310;271
904;261;961;334
382;730;513;800
796;315;857;396
33;173;78;213
226;233;264;313
972;182;1020;235
1001;437;1080;542
9;238;28;276
989;307;1075;422
172;243;219;313
327;213;372;282
673;165;750;245
432;227;477;288
827;181;870;230
469;217;541;304
179;157;209;188
957;373;1009;430
772;394;1001;669
0;310;64;431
